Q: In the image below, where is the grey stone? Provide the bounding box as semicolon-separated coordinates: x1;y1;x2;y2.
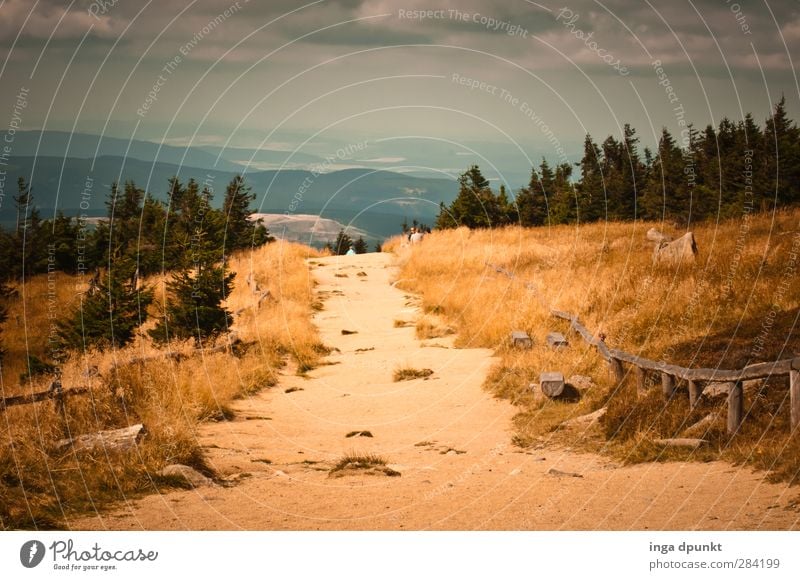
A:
158;464;215;488
654;232;697;263
568;374;595;391
540;372;565;398
510;330;532;349
653;438;708;449
546;332;569;350
646;228;673;244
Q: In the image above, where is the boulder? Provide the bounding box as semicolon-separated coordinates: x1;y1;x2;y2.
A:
546;332;569;350
158;464;215;488
653;438;707;449
568;374;595;391
654;232;697;263
56;424;145;453
646;228;673;244
683;413;718;436
540;372;565;398
703;382;733;398
560;406;606;427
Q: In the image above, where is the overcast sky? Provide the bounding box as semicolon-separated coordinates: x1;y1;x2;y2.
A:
1;0;798;177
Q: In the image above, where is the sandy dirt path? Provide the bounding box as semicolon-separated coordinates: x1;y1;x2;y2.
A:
72;252;799;530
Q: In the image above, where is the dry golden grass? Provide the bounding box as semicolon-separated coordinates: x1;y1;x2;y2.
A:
0;240;323;529
392;365;434;382
392;209;800;482
415;314;455;339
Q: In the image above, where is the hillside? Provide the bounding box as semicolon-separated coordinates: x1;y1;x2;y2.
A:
0;156;456;238
65;251;797;531
389;209;800;482
0;242;326;528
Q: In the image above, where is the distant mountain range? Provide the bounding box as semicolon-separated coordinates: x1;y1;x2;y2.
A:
0;131;459;240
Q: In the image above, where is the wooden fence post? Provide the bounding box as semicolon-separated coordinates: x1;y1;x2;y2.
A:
661;373;676;400
727;381;744;435
635;366;647;399
688;380;703;408
609;357;625;385
790;369;800;432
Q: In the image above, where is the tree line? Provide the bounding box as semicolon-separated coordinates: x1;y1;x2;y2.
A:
0;174;271;370
437;97;799;228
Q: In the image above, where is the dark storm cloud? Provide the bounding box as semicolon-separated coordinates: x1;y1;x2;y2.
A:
3;0;797;73
0;0;797;150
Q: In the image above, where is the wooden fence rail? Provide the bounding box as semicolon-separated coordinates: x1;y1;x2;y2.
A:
0;385;89;411
1;333;242;413
487;262;800;435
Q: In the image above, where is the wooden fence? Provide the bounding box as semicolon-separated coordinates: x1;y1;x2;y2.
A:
0;333;242;413
487;263;800;435
0;383;89;411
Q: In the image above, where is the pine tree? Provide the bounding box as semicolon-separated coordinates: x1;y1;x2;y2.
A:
620;124;645;220
353;237;369;254
333;229;353;255
640;128;689;223
149;263;234;345
222;175;267;252
57;256;152;352
0;281;10;360
576;134;605;222
496;184;513;226
764;96;800;206
551;162;577;224
46;211;79;273
516;166;547;227
13;178;47;276
436;165;502;228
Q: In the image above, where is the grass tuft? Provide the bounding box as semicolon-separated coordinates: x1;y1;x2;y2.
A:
393;366;434;382
329;451;398;477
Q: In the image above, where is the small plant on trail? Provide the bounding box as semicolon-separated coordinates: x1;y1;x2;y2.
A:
329;451;399;477
393;366;434;382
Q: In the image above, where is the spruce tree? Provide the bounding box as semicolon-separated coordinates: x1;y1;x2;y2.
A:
222;175;269;252
56;256;152;352
13;178;47;277
516;167;548;226
577;134;605;222
150;224;234;345
333;229;353;255
436;165;502;228
353;236;368;254
0;281;10;360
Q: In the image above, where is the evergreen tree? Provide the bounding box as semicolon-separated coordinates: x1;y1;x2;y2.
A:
516;166;547;227
436;165;504;228
46;211;79;273
435;201;457;229
222;175;269;252
333;229;353;255
57;256;152;352
640;128;689;223
576;134;605;222
764;96;800;207
496;184;514;225
353;236;369;254
150;263;234;345
0;281;10;359
13;178;47;277
150;223;234;345
620;124;645;220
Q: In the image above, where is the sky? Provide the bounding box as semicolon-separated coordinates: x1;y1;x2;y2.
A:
1;0;798;184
